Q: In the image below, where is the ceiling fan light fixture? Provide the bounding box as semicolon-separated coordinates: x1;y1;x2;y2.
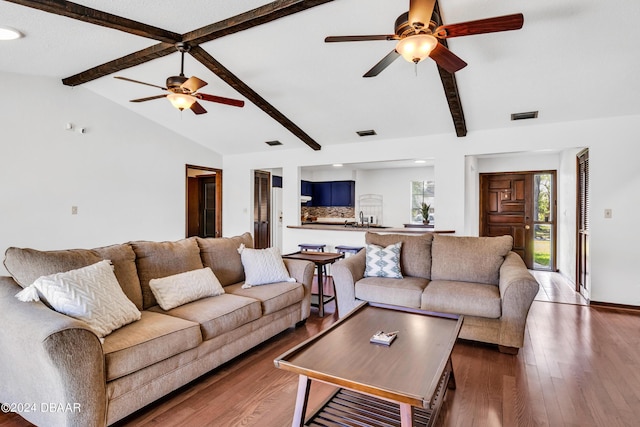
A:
167;93;196;110
396;34;437;63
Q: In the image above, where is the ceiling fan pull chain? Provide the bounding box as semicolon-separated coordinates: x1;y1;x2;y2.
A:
415;62;418;77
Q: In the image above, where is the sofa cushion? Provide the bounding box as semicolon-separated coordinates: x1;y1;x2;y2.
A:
365;232;433;279
102;311;202;381
16;260;141;338
355;276;429;309
4;247;101;288
197;233;253;286
364;242;403;279
93;243;143;310
431;235;513;285
225;281;304;315
149;293;262;341
149;267;225;311
131;238;204;309
421;280;501;318
239;245;294;287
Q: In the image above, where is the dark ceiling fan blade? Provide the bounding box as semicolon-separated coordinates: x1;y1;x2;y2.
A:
190;101;208;115
363;49;401;78
182;76;208;93
409;0;436;29
325;35;396;42
114;76;167;90
429;42;467;73
189;45;321;151
435;13;524;38
4;0;181;43
196;93;245;108
129;94;168;103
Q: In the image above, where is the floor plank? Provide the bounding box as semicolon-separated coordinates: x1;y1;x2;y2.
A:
2;273;640;426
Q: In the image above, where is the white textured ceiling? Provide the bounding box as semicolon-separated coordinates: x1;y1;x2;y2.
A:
1;0;639;155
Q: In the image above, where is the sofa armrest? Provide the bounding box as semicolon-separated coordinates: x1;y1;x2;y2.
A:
0;277;106;427
498;252;540;348
283;259;315;320
331;251;366;318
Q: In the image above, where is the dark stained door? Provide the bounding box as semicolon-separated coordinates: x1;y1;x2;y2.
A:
480;173;533;268
254;171;271;249
577;150;590;298
186;167;222;238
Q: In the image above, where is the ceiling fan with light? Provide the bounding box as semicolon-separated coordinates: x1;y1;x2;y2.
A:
325;0;523;77
115;42;245;114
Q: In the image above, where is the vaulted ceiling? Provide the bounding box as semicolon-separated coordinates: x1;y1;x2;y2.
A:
1;0;639;155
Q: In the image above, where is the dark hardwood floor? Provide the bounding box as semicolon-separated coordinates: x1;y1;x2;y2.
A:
2;273;639;427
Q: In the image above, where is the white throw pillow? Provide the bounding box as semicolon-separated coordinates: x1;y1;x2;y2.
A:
15;260;141;338
364;242;403;279
149;267;225;310
238;244;295;288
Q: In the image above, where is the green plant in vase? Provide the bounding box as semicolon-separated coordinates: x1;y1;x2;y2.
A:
420;202;431;224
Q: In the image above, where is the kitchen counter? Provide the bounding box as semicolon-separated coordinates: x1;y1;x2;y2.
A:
288;224;455;234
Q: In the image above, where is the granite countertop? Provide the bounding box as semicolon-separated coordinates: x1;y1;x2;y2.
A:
288;223;454;234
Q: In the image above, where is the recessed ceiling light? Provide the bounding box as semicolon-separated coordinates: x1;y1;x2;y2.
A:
414;160;427;164
356;129;377;137
333;163;343;167
0;26;23;41
511;111;538;121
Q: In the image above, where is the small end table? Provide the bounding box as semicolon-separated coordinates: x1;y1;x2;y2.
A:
282;251;344;317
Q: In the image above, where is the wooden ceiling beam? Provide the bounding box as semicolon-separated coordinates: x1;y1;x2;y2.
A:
183;0;334;45
434;1;467;137
4;0;181;43
189;46;321;151
62;43;176;86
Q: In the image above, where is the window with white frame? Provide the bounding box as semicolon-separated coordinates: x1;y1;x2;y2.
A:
410;181;435;224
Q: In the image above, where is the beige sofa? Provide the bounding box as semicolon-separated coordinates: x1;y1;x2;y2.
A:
332;232;539;354
0;233;314;427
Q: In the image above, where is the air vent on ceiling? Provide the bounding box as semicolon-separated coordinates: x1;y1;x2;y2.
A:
265;140;283;146
511;111;538;121
356;129;377;137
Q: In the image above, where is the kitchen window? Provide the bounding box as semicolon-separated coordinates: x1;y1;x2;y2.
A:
410;181;435;224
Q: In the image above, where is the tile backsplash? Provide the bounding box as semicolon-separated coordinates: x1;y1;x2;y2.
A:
302;206;355;219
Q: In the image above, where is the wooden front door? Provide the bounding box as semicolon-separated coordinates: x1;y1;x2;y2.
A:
480;171;557;270
254;170;271;249
480;173;532;267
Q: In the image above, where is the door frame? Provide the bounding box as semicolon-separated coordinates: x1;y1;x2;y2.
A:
479;170;557;271
185;165;222;238
576;149;590;298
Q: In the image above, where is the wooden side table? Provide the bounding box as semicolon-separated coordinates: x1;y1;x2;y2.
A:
282;251;344;317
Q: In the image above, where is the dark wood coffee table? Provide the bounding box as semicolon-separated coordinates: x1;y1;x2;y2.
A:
274;302;463;427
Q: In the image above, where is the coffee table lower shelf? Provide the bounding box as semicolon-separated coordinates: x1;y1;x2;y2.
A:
305;368;451;427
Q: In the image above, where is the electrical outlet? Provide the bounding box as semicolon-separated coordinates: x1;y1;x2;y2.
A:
71;206;78;215
604;209;612;219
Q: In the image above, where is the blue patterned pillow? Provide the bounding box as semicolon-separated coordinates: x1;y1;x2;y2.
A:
364;242;403;279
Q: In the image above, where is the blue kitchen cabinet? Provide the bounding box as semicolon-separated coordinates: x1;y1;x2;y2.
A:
330;181;355;206
312;182;333;206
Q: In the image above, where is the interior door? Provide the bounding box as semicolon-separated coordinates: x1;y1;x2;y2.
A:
186;166;222;238
480;173;533;267
254;170;271;249
577;150;590;298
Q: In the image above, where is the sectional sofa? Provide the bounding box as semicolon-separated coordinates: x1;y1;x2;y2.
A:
332;232;540;354
0;233;314;426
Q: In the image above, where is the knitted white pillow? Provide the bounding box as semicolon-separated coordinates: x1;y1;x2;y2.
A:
238;244;295;288
15;260;141;338
364;242;403;279
149;267;225;310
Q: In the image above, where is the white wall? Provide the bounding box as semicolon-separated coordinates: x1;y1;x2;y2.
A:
0;72;222;275
223;115;640;306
